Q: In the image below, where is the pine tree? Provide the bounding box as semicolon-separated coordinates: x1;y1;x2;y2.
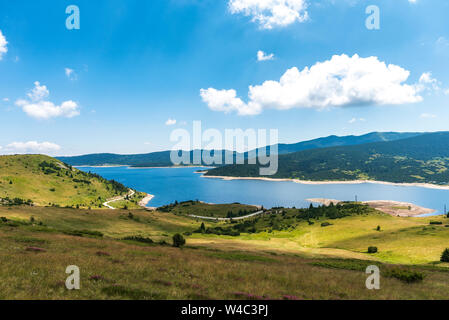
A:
441;248;449;262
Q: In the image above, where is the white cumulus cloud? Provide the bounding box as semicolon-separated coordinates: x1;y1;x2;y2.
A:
15;81;80;119
0;141;61;155
228;0;308;29
257;50;275;61
201;54;427;116
165;118;177;126
416;72;440;91
0;30;8;60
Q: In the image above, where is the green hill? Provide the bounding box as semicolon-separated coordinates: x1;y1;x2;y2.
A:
206;132;449;184
0;154;130;208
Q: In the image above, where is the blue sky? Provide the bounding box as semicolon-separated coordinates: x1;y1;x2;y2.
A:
0;0;448;155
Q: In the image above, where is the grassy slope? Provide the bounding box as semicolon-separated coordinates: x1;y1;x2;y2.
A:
190;212;449;265
3;206;449;299
0;154;141;208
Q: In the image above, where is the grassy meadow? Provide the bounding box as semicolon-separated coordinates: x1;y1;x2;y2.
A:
2;202;449;299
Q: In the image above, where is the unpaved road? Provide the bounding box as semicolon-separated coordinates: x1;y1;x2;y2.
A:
103;189;135;210
188;210;264;221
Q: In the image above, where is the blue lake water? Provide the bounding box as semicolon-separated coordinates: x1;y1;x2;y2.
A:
79;166;449;215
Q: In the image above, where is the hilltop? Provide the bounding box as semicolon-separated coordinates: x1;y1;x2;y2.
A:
0;154;140;208
206;132;449;184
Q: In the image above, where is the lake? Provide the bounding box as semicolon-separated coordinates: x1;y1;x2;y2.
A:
79;166;449;215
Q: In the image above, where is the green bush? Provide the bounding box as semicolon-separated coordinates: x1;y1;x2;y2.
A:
440;248;449;262
172;233;186;248
64;229;103;238
385;268;425;283
368;246;378;254
122;236;153;244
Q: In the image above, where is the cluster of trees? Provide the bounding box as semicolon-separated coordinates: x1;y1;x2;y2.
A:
39;161;63;175
158;200;200;213
193;202;374;237
0;197;33;206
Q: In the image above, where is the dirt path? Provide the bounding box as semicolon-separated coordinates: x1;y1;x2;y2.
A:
188;210;264;221
103;189;135;210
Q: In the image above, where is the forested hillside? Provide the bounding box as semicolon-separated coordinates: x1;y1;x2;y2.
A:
206;132;449;184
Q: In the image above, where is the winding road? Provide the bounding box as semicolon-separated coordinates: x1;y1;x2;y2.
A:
103;189;135;210
188;210;264;221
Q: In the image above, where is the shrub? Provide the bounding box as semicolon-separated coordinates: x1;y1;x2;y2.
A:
368;246;378;254
430;221;443;225
321;222;333;227
441;248;449;262
172;233;186;248
122;236;154;244
385;268;425;283
64;230;103;238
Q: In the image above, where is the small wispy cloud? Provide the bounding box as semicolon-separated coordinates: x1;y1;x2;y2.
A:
165;118;177;126
420;113;436;119
65;68;77;81
257;50;274;61
436;36;449;47
348;118;366;124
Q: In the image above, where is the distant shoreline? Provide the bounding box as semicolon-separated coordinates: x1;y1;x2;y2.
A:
202;174;449;190
75;165;213;169
75;165;129;168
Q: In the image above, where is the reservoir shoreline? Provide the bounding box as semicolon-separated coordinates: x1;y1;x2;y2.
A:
201;174;449;191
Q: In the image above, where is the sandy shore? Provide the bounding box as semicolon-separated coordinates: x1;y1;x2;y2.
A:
138;194;155;208
307;198;437;217
202;174;449;190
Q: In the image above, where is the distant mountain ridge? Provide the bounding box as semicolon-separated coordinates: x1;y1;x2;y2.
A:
270;132;423;155
57;132;425;166
205;132;449;185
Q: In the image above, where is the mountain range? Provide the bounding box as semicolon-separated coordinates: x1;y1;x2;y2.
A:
205;132;449;184
58;132;424;167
